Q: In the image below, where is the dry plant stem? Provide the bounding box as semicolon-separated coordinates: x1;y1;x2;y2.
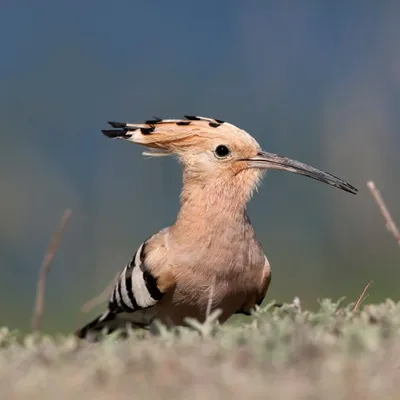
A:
353;281;373;312
31;209;72;331
81;271;120;313
206;275;216;319
367;181;400;248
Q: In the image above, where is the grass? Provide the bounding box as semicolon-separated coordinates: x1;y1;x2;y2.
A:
1;298;400;399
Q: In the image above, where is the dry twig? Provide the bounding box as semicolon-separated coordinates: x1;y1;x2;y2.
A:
206;275;216;319
353;280;373;312
31;209;72;331
367;181;400;248
81;271;120;313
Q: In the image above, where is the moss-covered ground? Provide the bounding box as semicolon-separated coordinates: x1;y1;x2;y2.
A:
1;299;400;399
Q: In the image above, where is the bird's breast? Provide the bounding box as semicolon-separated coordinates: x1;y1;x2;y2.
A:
157;253;265;325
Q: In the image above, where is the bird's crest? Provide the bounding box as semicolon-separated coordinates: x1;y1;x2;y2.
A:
102;116;247;157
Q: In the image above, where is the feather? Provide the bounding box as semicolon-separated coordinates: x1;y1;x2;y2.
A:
142;148;171;157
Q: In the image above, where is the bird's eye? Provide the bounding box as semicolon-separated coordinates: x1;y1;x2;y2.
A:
215;145;231;158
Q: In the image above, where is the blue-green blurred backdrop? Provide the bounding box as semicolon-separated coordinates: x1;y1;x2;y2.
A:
1;1;399;332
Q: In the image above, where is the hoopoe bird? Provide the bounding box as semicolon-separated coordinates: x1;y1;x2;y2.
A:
75;115;357;339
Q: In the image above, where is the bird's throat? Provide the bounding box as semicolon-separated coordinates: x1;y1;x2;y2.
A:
173;172;259;241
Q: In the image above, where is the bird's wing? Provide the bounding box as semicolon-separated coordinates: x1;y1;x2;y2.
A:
256;255;272;307
108;232;174;313
75;230;175;339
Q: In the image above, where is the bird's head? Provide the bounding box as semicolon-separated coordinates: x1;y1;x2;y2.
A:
102;116;357;199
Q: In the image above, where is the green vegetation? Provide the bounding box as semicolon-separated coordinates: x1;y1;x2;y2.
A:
1;299;400;399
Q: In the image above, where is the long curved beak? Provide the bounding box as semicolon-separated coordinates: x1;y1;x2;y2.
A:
243;151;358;194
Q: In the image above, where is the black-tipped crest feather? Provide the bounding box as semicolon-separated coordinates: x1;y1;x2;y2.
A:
102;129;131;138
108;121;128;128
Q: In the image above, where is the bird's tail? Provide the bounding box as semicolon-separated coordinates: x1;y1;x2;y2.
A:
74;310;117;340
75;310;153;341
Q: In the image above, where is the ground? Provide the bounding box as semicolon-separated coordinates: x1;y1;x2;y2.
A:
1;299;399;399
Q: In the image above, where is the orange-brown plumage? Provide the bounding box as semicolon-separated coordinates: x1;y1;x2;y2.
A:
76;115;357;340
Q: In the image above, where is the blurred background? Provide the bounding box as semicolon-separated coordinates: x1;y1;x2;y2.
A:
1;1;399;333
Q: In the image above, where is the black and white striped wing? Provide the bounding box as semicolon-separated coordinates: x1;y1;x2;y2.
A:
108;242;164;313
75;237;173;339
